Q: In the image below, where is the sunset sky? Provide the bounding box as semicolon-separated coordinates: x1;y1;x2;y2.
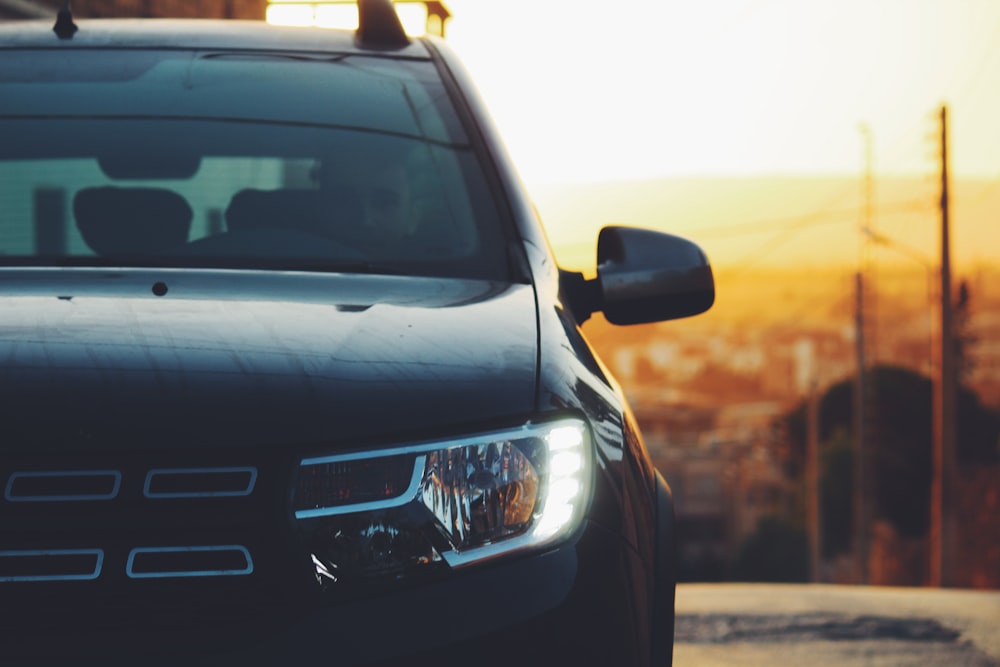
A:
269;0;1000;271
439;0;1000;271
441;0;1000;183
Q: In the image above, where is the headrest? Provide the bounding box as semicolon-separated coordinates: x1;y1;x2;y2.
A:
73;186;192;257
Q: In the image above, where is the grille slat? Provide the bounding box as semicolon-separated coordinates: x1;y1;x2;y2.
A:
126;545;254;579
0;549;103;582
144;467;258;498
4;470;121;502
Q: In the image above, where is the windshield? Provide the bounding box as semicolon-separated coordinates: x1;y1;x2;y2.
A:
0;49;511;280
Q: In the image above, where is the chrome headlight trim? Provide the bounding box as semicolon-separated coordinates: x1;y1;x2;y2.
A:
292;417;593;569
294;455;427;519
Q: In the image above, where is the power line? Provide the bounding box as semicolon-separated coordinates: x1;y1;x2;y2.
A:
725;212;861;275
695;199;930;239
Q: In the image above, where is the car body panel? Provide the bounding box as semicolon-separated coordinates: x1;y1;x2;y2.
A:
0;269;537;450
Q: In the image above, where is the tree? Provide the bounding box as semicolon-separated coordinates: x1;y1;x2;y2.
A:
780;367;931;541
865;367;933;538
731;516;809;582
780;365;1000;546
955;279;976;384
820;428;854;557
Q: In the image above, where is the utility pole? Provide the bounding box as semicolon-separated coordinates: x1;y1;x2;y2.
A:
853;124;874;586
806;381;822;582
860;124;877;364
853;272;868;585
930;105;957;587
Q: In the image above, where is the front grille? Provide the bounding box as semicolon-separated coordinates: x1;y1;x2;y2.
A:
0;449;312;655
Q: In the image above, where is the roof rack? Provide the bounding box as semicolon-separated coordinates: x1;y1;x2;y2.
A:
420;2;451;38
356;0;410;50
352;1;453;48
52;0;78;40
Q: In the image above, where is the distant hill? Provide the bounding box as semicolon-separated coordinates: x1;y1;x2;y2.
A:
531;174;1000;274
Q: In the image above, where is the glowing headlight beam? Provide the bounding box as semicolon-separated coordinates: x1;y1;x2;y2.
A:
292;419;592;570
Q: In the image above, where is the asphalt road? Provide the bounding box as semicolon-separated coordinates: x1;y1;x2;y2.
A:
674;583;1000;666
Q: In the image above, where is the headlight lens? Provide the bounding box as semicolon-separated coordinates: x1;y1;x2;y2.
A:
420;439;540;551
292;418;592;587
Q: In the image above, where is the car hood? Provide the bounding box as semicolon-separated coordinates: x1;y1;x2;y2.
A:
0;269;538;452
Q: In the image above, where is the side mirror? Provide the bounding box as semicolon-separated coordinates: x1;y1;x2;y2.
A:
562;226;715;325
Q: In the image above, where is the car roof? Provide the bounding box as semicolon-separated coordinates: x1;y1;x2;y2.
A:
0;18;430;58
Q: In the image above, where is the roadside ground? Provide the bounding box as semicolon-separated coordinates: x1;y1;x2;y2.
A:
673;583;1000;667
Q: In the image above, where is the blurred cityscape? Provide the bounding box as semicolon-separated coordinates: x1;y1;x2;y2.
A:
583;264;1000;588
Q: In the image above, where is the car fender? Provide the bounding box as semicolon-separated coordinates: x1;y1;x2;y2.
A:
652;469;676;667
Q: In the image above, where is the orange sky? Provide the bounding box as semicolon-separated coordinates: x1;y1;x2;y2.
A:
441;1;1000;180
269;1;1000;271
531;175;1000;272
438;0;1000;272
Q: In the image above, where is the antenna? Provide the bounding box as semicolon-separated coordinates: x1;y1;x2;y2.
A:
53;1;79;40
356;0;410;50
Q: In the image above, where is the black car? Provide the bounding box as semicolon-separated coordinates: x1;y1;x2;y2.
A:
0;2;714;665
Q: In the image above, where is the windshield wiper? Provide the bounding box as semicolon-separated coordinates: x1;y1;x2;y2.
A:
279;261;409;276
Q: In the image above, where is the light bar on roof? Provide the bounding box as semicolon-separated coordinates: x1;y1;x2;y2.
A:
266;1;432;37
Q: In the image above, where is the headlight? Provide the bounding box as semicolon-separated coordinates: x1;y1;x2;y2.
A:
292;418;592;589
